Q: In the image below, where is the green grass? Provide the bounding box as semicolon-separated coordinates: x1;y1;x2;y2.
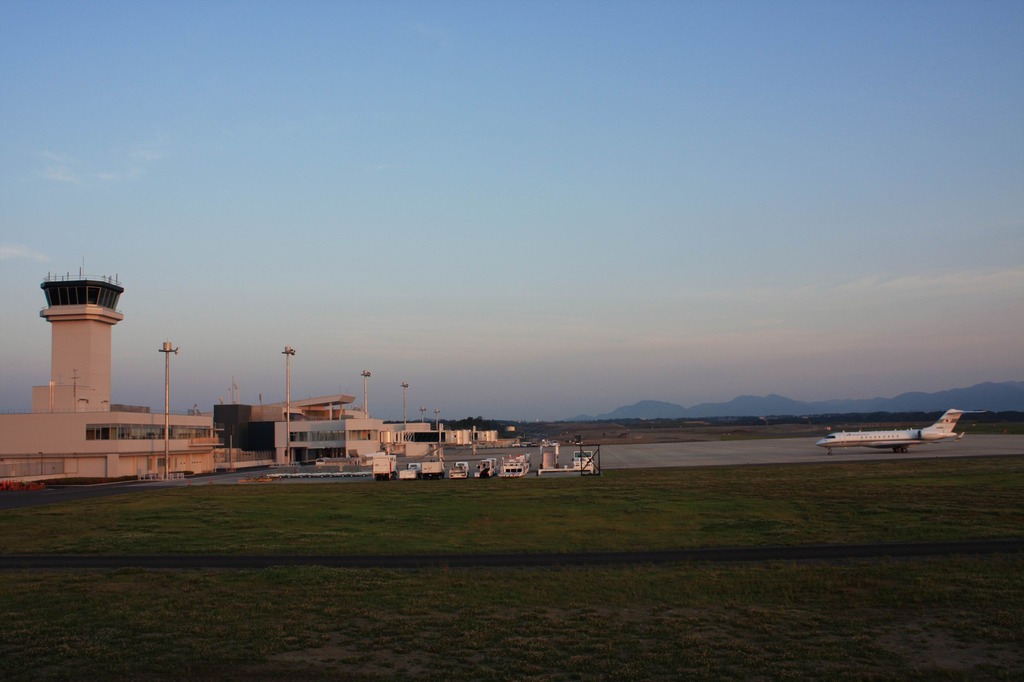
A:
965;421;1024;435
1;457;1022;679
0;558;1021;680
1;457;1022;555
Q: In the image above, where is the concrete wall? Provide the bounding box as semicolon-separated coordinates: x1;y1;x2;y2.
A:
0;411;214;480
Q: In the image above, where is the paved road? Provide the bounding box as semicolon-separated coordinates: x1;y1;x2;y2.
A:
1;538;1022;570
2;435;1022;513
0;479;154;511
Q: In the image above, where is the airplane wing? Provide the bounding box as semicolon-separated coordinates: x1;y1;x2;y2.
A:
863;440;919;449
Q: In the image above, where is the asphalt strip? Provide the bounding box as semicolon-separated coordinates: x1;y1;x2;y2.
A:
1;538;1022;570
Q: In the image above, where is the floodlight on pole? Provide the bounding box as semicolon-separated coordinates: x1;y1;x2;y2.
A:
361;370;372;418
419;405;426;422
401;382;409;429
159;341;179;480
282;346;295;465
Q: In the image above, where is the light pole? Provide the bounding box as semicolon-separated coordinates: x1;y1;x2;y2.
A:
159;341;178;479
361;370;372;418
283;346;295;465
434;408;441;445
401;382;409;429
419;405;426;423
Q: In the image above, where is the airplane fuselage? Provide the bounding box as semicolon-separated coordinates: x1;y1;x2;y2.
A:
815;409;973;454
816;429;952;453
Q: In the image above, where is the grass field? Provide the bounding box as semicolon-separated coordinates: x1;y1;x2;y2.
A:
1;457;1022;680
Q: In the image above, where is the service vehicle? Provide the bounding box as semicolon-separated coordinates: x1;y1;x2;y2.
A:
420;460;445;479
370;453;398;481
499;453;531;478
476;458;498;478
398;462;422;480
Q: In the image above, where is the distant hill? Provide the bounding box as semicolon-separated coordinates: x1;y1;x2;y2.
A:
572;381;1024;420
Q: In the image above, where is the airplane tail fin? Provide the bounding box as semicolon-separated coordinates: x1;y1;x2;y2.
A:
928;409;966;434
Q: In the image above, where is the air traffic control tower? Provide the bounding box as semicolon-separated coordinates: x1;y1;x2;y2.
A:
32;273;125;413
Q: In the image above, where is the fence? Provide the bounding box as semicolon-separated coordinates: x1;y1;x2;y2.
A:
0;458;67;479
214;449;274;465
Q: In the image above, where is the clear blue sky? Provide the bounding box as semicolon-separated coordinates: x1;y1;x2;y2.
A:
2;0;1022;420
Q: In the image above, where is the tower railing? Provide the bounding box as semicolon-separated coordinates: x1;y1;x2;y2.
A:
43;272;121;285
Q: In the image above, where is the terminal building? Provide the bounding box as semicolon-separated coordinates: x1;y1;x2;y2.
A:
0;274;215;480
214;395;390;468
212;397;498;469
1;271;502;482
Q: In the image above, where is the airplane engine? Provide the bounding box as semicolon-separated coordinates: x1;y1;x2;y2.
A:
913;429;923;440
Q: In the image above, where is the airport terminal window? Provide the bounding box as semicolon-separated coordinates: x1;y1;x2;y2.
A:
98;288;119;308
45;284;121;309
48;286;85;306
86;426;113;440
86;424;213;440
290;430;345;443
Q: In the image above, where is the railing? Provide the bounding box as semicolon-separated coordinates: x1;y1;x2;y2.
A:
0;406;206;416
44;272;121;286
214;449;274;464
1;459;66;479
111;404;152;414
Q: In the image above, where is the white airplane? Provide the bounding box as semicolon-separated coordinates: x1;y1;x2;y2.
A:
815;409;981;455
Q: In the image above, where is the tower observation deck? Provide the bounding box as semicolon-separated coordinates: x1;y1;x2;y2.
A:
34;273;125;412
41;274;124;311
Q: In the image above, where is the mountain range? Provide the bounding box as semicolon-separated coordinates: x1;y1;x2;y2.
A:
572;381;1024;421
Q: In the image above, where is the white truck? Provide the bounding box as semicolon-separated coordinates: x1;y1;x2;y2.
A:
371;453;398;481
571;450;598;474
411;443;446;480
448;461;469;479
420;460;446;480
398;463;421;480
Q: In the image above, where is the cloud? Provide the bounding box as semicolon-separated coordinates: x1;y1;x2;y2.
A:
820;267;1024;301
38;133;170;185
0;245;48;262
38;151;82;184
684;267;1024;306
571;265;1024;366
128;133;170;163
96;167;145;182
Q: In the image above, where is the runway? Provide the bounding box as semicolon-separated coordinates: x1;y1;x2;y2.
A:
1;435;1021;512
599;434;1024;469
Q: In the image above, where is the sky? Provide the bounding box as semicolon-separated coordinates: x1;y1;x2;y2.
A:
1;0;1022;421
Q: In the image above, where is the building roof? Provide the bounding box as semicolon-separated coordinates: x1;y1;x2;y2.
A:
273;394;356;408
